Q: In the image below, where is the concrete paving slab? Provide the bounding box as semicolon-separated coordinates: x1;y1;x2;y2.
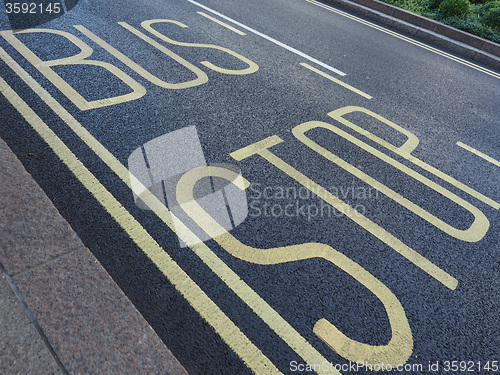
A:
12;248;189;375
0;136;82;276
0;272;63;375
0;136;189;374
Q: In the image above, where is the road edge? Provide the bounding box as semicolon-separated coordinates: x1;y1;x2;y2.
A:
323;0;500;71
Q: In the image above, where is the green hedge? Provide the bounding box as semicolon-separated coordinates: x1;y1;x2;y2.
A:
439;0;470;16
484;1;500;27
379;0;500;43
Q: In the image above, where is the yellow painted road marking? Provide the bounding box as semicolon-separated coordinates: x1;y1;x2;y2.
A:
0;29;146;110
328;107;500;210
177;166;413;368
140;19;258;76
0;68;280;375
74;25;209;89
197;11;247;35
186;0;346;76
230;136;459;290
457;141;500;168
305;0;500;80
293;119;490;242
300;63;373;99
0;47;332;374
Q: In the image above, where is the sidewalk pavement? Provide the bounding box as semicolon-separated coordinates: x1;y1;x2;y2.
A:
0;135;188;375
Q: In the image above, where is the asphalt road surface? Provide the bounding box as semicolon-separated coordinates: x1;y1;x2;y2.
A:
1;0;499;374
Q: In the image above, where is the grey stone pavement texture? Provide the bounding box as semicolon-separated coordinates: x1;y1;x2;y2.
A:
0;136;188;375
1;1;499;374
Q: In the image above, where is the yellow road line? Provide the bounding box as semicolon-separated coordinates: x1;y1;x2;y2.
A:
0;29;147;110
177;166;413;368
197;11;246;35
73;25;209;89
457;141;500;168
0;48;281;375
300;62;373;99
305;0;500;80
187;0;346;76
0;47;337;374
230;136;459;291
293;115;490;242
327;106;500;209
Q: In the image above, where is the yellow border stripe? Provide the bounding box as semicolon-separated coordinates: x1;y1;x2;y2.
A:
300;62;373;99
305;0;500;80
197;11;246;35
0;45;338;373
457;141;500;168
0;47;282;374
